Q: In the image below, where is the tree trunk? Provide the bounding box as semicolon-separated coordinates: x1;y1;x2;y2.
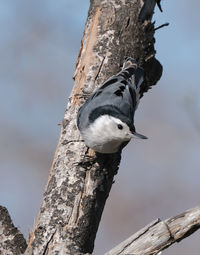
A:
25;0;162;254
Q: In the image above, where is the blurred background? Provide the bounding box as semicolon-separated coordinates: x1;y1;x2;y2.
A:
0;0;200;254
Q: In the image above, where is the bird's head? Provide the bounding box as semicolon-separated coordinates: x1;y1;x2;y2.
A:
82;115;147;153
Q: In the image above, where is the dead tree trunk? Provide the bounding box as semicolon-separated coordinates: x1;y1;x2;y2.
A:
25;0;162;254
1;0;163;254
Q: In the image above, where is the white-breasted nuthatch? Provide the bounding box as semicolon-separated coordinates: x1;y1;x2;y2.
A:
77;57;147;154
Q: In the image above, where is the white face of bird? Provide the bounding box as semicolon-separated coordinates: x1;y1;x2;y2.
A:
81;115;146;153
89;115;134;142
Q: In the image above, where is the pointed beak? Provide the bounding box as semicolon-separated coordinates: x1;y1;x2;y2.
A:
131;131;148;139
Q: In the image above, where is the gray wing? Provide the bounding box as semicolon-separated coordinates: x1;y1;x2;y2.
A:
92;76;137;119
77;67;143;130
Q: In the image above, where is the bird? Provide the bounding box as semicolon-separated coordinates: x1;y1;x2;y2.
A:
77;57;147;154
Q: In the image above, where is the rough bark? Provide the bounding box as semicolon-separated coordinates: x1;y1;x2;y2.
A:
105;206;200;255
23;0;163;254
0;206;27;255
1;205;200;255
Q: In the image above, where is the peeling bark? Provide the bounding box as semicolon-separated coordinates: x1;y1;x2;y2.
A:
25;0;162;254
105;206;200;255
0;206;27;255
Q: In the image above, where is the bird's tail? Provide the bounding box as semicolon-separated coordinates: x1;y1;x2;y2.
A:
122;57;137;70
118;57;144;96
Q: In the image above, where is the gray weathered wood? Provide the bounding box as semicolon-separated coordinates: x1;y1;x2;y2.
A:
1;205;200;254
0;206;27;255
105;206;200;255
25;0;162;254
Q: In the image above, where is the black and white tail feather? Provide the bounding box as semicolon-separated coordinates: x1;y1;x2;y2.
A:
77;57;147;154
118;57;144;109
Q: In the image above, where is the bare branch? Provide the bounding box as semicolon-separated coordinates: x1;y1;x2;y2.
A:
155;0;163;12
154;22;169;31
0;205;27;255
105;206;200;255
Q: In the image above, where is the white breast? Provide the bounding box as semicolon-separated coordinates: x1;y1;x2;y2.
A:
81;115;131;153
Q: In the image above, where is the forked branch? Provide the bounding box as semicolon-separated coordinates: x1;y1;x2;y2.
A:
1;205;200;255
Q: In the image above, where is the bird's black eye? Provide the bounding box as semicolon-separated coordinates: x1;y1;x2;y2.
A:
118;124;123;130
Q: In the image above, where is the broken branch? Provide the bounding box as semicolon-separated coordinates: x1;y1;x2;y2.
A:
105;206;200;255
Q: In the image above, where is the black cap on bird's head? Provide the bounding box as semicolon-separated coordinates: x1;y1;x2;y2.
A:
89;104;147;140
